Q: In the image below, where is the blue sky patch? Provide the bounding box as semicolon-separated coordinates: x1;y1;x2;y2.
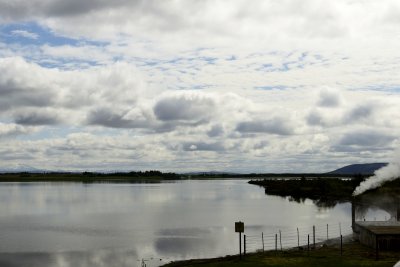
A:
0;21;107;48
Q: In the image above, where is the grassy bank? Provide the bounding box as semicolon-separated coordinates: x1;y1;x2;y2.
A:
163;241;399;267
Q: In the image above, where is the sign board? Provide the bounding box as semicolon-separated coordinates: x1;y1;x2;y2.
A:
235;221;244;233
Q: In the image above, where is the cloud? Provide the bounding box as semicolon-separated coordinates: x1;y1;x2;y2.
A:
182;141;226;152
236;117;294;135
337;130;395;148
207;124;224;137
343;103;375;123
14;110;61;126
1;2;400;172
86;108;151;129
0;58;57;110
0;123;31;138
0;0;395;47
317;89;342;108
154;92;216;122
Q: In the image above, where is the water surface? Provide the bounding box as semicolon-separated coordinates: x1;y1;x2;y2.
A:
0;180;353;267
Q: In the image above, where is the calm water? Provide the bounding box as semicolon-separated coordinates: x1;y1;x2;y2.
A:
0;180;355;267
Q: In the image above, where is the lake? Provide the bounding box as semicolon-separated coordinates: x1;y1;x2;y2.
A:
0;179;357;267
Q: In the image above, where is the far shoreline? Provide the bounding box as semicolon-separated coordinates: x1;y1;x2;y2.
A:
0;171;357;183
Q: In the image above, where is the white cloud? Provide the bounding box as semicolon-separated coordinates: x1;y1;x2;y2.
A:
11;30;39;39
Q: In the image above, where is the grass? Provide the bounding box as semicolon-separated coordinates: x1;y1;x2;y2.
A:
163;241;399;267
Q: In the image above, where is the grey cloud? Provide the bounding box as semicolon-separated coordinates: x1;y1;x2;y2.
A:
338;131;395;147
182;141;225;152
306;110;325;126
44;0;126;17
317;90;341;107
254;140;268;150
236;118;293;135
0;85;55;110
344;104;374;123
14;111;61;126
0;0;39;21
86;108;150;129
154;94;216;122
0;0;128;20
207;124;224;137
0;59;56;110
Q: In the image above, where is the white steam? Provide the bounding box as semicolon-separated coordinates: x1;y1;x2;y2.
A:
353;153;400;196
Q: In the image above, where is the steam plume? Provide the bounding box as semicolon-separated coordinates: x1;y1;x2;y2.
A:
353;152;400;196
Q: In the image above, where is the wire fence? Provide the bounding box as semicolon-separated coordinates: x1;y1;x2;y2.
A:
243;222;353;253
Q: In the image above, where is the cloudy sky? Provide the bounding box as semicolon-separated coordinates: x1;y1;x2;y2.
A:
0;0;399;173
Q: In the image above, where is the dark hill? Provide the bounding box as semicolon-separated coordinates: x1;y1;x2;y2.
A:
329;163;387;175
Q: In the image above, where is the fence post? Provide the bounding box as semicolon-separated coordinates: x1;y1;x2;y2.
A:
239;232;242;260
340;235;343;256
307;234;310;256
279;230;282;251
244;235;246;256
313;225;315;249
297;227;300;249
339;222;341;237
327;224;329;240
275;234;277;251
262;232;264;252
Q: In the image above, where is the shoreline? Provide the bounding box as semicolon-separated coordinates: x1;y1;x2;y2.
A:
161;238;398;267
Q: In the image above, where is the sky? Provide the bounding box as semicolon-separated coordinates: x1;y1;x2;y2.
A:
0;0;399;173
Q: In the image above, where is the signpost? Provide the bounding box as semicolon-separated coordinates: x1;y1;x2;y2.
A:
235;221;244;259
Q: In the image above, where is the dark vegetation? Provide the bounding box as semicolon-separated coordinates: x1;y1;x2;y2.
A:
249;175;400;207
249;175;366;207
0;171;179;183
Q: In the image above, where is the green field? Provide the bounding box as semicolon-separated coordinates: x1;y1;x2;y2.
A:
163;241;399;267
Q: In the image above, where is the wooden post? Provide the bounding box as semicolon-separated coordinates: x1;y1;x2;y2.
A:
297;227;300;249
244;235;246;256
262;232;264;252
235;221;244;260
239;232;242;260
375;236;379;260
275;234;277;251
351;201;355;231
327;224;329;240
313;225;315;249
339;222;341;236
279;230;282;251
307;234;310;256
340;235;343;256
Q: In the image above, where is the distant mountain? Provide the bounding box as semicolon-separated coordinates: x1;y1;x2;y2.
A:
328;163;388;175
0;164;46;173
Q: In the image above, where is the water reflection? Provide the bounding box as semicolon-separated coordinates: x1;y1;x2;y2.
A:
286;195;343;209
0;250;140;267
0;180;353;267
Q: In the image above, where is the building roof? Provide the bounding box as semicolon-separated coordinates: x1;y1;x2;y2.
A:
356;221;400;235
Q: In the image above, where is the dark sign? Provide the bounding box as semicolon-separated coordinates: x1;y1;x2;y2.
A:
235;221;244;233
